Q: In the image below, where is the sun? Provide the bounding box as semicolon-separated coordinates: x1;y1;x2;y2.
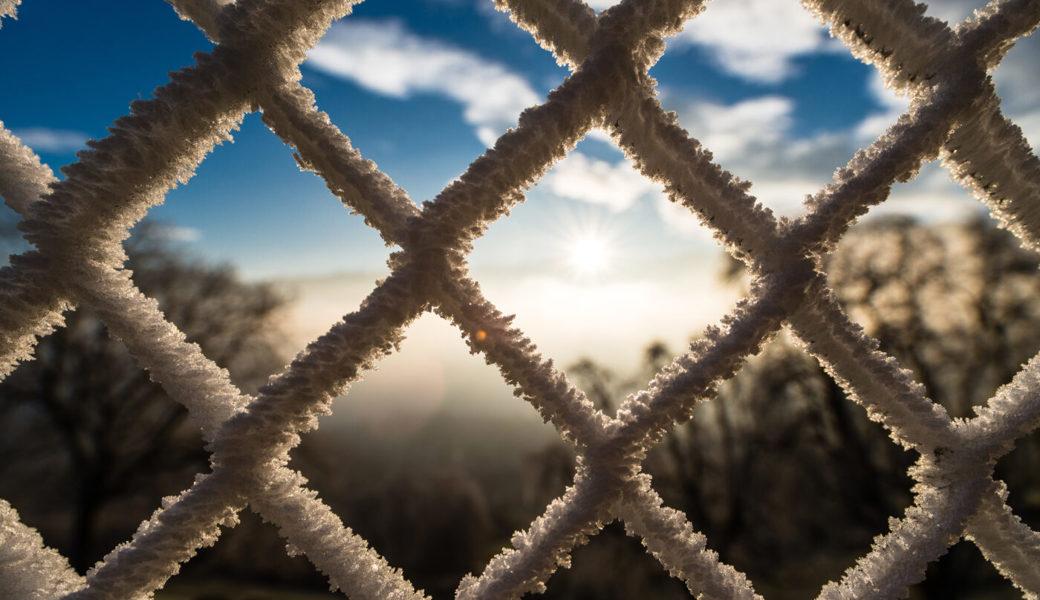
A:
568;236;609;275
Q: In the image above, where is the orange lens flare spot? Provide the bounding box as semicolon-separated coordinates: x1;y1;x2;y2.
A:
475;329;488;342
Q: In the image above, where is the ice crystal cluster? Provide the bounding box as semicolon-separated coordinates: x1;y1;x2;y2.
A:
1;0;1040;598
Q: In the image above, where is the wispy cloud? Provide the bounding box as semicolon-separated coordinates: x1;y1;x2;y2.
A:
853;71;910;143
12;127;88;153
542;151;663;212
575;0;836;83
653;194;719;243
535;0;1029;227
149;223;201;243
665;90;981;222
538;148;720;242
677;95;793;163
994;32;1040;151
537;95;835;236
670;94;838;216
669;0;835;83
919;0;981;25
307;19;541;147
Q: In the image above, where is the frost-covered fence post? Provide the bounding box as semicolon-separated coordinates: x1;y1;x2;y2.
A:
1;0;1039;598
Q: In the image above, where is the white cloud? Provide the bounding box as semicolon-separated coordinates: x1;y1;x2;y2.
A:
672;94;837;216
853;71;911;143
534;0;833;83
747;177;825;212
547;79;990;235
867;69;912;112
654;195;717;243
662;89;987;221
533;140;722;240
677;95;793;163
149;224;202;243
848;45;1040;222
853;31;1040;151
871;161;982;221
539;94;830;227
920;0;985;25
542;151;663;212
668;0;834;83
996;50;1039;115
461;0;1034;232
994;33;1040;151
12;127;88;152
1008;109;1040;152
307;20;541;147
675;95;845;216
854;112;899;144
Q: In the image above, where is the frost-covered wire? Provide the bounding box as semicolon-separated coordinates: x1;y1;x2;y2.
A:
1;0;1040;598
0;500;85;600
617;475;761;600
966;481;1040;598
0;0;17;28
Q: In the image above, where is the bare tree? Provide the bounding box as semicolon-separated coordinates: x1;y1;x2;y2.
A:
541;217;1040;598
828;216;1040;419
827;217;1040;512
0;222;290;571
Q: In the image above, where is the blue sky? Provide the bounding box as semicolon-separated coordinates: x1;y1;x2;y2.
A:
2;0;1039;428
5;0;1035;281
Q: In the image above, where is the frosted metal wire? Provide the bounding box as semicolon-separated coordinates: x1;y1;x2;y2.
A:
0;0;1038;598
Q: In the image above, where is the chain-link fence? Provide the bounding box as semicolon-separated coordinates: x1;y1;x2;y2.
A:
1;0;1039;598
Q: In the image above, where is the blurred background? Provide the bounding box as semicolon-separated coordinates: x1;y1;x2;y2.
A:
1;0;1039;598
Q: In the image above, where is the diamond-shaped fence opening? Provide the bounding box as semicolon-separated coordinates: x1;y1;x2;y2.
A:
154;111;398;281
469;155;730;384
1;0;1040;599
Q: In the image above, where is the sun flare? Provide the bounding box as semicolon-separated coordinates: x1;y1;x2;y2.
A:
568;237;609;275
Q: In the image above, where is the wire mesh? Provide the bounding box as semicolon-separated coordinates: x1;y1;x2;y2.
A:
1;0;1039;598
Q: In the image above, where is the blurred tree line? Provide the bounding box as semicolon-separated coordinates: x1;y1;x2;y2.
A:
2;216;1040;599
534;216;1040;599
0;222;289;573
